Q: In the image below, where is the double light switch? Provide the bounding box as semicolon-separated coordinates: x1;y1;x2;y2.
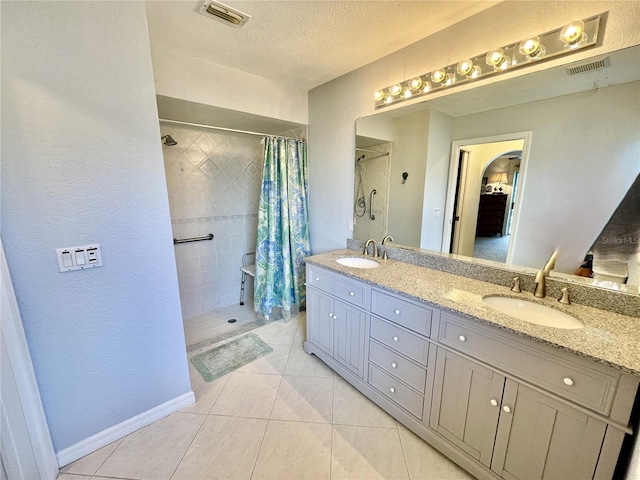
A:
56;244;103;272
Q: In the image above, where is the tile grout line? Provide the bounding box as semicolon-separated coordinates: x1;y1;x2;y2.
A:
87;437;124;478
167;413;208;480
248;343;290;479
395;426;412;480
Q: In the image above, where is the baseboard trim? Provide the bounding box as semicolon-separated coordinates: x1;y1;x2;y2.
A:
56;391;195;467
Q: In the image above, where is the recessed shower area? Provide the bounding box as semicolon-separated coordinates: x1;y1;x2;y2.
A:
157;96;306;349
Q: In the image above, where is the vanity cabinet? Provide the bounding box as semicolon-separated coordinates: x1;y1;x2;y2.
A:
304;262;638;480
306;266;367;378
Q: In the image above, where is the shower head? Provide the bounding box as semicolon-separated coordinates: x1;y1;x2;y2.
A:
161;135;177;146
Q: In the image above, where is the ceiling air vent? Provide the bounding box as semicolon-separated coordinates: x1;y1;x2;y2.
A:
198;1;250;28
566;56;610;76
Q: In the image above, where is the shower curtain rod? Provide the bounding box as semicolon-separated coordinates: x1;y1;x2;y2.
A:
356;147;390;155
159;119;303;142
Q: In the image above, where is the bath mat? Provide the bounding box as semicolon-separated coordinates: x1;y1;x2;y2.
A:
190;333;273;382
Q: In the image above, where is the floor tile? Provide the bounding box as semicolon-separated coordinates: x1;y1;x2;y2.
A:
60;439;122;475
253;318;299;346
210;372;281;418
91;477;132;480
332;378;396;428
331;425;409;480
172;415;268;480
181;368;230;414
236;343;292;375
56;475;90;480
284;346;335;377
94;412;205;480
252;420;332;479
270;375;333;423
399;428;476;480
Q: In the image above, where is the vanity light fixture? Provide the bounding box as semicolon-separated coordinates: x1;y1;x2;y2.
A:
373;14;603;108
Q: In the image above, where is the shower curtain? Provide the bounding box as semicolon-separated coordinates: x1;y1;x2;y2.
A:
254;136;310;319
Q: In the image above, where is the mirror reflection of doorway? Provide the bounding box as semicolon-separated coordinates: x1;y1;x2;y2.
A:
445;135;527;263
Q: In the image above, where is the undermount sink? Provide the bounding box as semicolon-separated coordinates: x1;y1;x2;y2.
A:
482;296;584;330
336;257;380;269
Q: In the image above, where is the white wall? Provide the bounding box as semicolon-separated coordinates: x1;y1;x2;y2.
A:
452;81;639;272
152;48;308;125
308;1;640;254
1;1;191;453
420;110;453;251
388;111;430;246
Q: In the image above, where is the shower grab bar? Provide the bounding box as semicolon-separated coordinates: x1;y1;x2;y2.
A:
173;233;214;244
370;189;377;220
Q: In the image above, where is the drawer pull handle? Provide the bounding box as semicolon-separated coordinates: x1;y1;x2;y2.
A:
394;309;401;315
490;399;498;407
390;387;396;393
349;291;355;296
458;335;466;342
391;362;397;368
563;377;574;386
392;336;399;342
503;406;512;413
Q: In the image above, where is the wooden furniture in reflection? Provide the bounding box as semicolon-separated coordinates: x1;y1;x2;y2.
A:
476;194;507;237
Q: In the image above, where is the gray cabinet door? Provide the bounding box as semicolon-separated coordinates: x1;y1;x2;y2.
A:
307;288;334;356
491;380;607;480
430;347;505;467
333;300;367;378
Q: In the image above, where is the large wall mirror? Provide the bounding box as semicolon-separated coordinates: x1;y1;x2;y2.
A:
355;45;640;293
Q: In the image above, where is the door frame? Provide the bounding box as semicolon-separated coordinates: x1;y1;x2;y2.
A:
441;131;532;265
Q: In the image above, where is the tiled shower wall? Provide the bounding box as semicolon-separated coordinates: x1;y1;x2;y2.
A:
160;124;262;319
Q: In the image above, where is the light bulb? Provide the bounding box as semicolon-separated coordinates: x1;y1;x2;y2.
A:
431;68;447;83
389;84;402;96
469;65;482;79
403;88;412;99
486;48;505;67
422;82;432;93
456;59;474;76
499;56;511;70
374;90;385;101
519;36;545;59
443;75;454;87
409;77;423;91
385;94;393;104
560;20;585;48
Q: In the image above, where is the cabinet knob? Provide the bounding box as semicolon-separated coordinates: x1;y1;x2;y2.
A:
392;336;399;342
490;399;498;407
315;277;319;281
391;362;397;368
458;335;466;342
390;387;396;393
349;291;355;296
332;314;337;320
502;406;512;413
563;377;574;386
328;313;332;318
394;309;401;315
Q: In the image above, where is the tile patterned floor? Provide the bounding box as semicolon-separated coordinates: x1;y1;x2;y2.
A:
58;313;475;480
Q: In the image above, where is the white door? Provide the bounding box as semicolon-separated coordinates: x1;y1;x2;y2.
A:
0;241;58;480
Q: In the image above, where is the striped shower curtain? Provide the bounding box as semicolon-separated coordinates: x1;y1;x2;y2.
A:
254;136;310;319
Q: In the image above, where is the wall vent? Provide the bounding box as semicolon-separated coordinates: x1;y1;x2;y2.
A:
566;56;610;76
198;1;250;28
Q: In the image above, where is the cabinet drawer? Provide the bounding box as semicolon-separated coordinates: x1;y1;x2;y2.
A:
368;364;424;419
371;290;432;337
307;266;366;308
369;340;427;392
370;316;429;366
439;314;619;415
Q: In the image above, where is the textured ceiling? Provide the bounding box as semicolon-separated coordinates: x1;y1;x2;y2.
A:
145;0;499;91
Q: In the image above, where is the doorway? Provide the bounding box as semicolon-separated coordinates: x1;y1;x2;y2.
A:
442;132;531;265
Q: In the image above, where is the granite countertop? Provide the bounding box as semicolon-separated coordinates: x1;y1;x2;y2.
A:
305;250;640;375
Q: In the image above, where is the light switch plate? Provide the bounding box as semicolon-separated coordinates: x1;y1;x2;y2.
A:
56;244;103;272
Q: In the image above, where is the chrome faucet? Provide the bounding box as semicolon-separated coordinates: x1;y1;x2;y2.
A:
381;235;394;245
534;249;558;298
363;239;378;257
